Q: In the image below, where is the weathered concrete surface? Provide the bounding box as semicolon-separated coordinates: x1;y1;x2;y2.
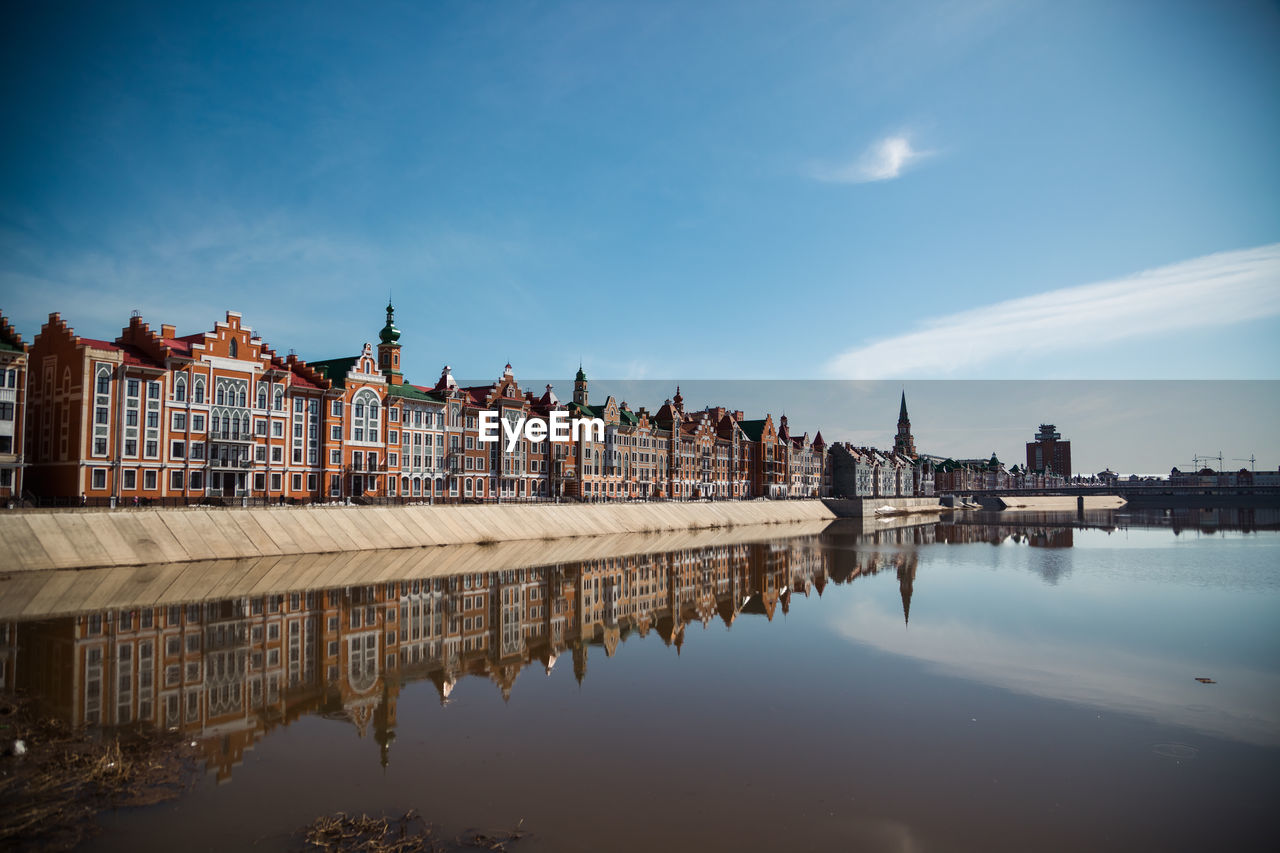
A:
822;497;948;517
995;495;1126;511
0;500;836;573
0;519;837;619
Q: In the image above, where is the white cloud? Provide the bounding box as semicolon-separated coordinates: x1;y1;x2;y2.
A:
827;243;1280;378
813;134;932;184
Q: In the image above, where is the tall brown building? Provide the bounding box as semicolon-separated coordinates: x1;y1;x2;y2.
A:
1026;423;1071;479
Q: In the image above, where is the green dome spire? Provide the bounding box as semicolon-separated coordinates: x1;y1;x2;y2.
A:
379;302;401;345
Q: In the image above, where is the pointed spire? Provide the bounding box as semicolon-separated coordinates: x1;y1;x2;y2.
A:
899;390;909;423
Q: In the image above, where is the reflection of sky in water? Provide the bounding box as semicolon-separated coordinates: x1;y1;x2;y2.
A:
829;529;1280;746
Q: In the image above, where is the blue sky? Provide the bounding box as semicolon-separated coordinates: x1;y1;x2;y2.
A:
1;3;1277;406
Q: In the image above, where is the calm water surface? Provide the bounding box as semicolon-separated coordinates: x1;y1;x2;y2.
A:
6;510;1278;851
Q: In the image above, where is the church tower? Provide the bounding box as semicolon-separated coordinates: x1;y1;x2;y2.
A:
573;364;588;406
377;302;404;386
894;391;917;459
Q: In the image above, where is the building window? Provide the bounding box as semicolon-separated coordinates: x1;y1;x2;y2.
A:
174;377;186;401
144;470;157;489
292;473;303;491
123;470;137;490
194;380;205;403
92;468;107;490
192;414;205;431
171;440;185;459
254;473;265;491
273;421;283;438
171;470;184;490
172;412;186;431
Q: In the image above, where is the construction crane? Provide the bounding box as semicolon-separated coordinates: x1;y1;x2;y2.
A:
1233;455;1257;472
1192;452;1224;472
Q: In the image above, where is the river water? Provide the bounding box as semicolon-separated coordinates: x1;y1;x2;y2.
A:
3;509;1277;851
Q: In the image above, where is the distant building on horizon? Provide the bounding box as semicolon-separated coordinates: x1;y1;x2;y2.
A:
893;391;917;460
1026;423;1071;479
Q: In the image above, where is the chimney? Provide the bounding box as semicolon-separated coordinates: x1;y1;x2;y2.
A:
161;324;176;339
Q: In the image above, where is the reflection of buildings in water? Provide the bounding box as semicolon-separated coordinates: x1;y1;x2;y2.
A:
6;530;939;781
1158;506;1280;536
935;523;1074;548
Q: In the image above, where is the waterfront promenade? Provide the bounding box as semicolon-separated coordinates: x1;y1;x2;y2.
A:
0;499;839;573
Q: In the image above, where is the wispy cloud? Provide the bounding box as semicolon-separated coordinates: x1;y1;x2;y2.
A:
812;134;933;184
827;243;1280;378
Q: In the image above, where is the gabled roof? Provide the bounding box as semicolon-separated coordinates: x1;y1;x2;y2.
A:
738;419;768;442
387;383;443;403
0;313;26;353
161;333;205;357
309;356;359;388
76;338;165;369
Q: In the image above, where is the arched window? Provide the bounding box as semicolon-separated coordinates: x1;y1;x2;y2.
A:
257;388;267;409
229;339;238;358
175;377;186;402
273;388;284;411
216;386;225;405
351;389;381;443
96;367;111;395
464;478;473;496
194;379;205;403
237;389;246;407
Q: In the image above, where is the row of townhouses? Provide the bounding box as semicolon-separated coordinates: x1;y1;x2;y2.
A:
0;306;829;504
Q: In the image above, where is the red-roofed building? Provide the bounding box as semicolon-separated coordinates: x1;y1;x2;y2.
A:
25;310;342;503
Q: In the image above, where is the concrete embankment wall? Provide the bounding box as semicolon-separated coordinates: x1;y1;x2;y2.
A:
822;497;946;517
0;501;836;573
0;520;837;620
993;495;1126;511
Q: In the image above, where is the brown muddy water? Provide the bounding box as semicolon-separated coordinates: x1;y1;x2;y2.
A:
2;509;1277;852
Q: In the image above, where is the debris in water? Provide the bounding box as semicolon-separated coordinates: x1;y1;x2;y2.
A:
299;811;530;852
1194;677;1216;684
